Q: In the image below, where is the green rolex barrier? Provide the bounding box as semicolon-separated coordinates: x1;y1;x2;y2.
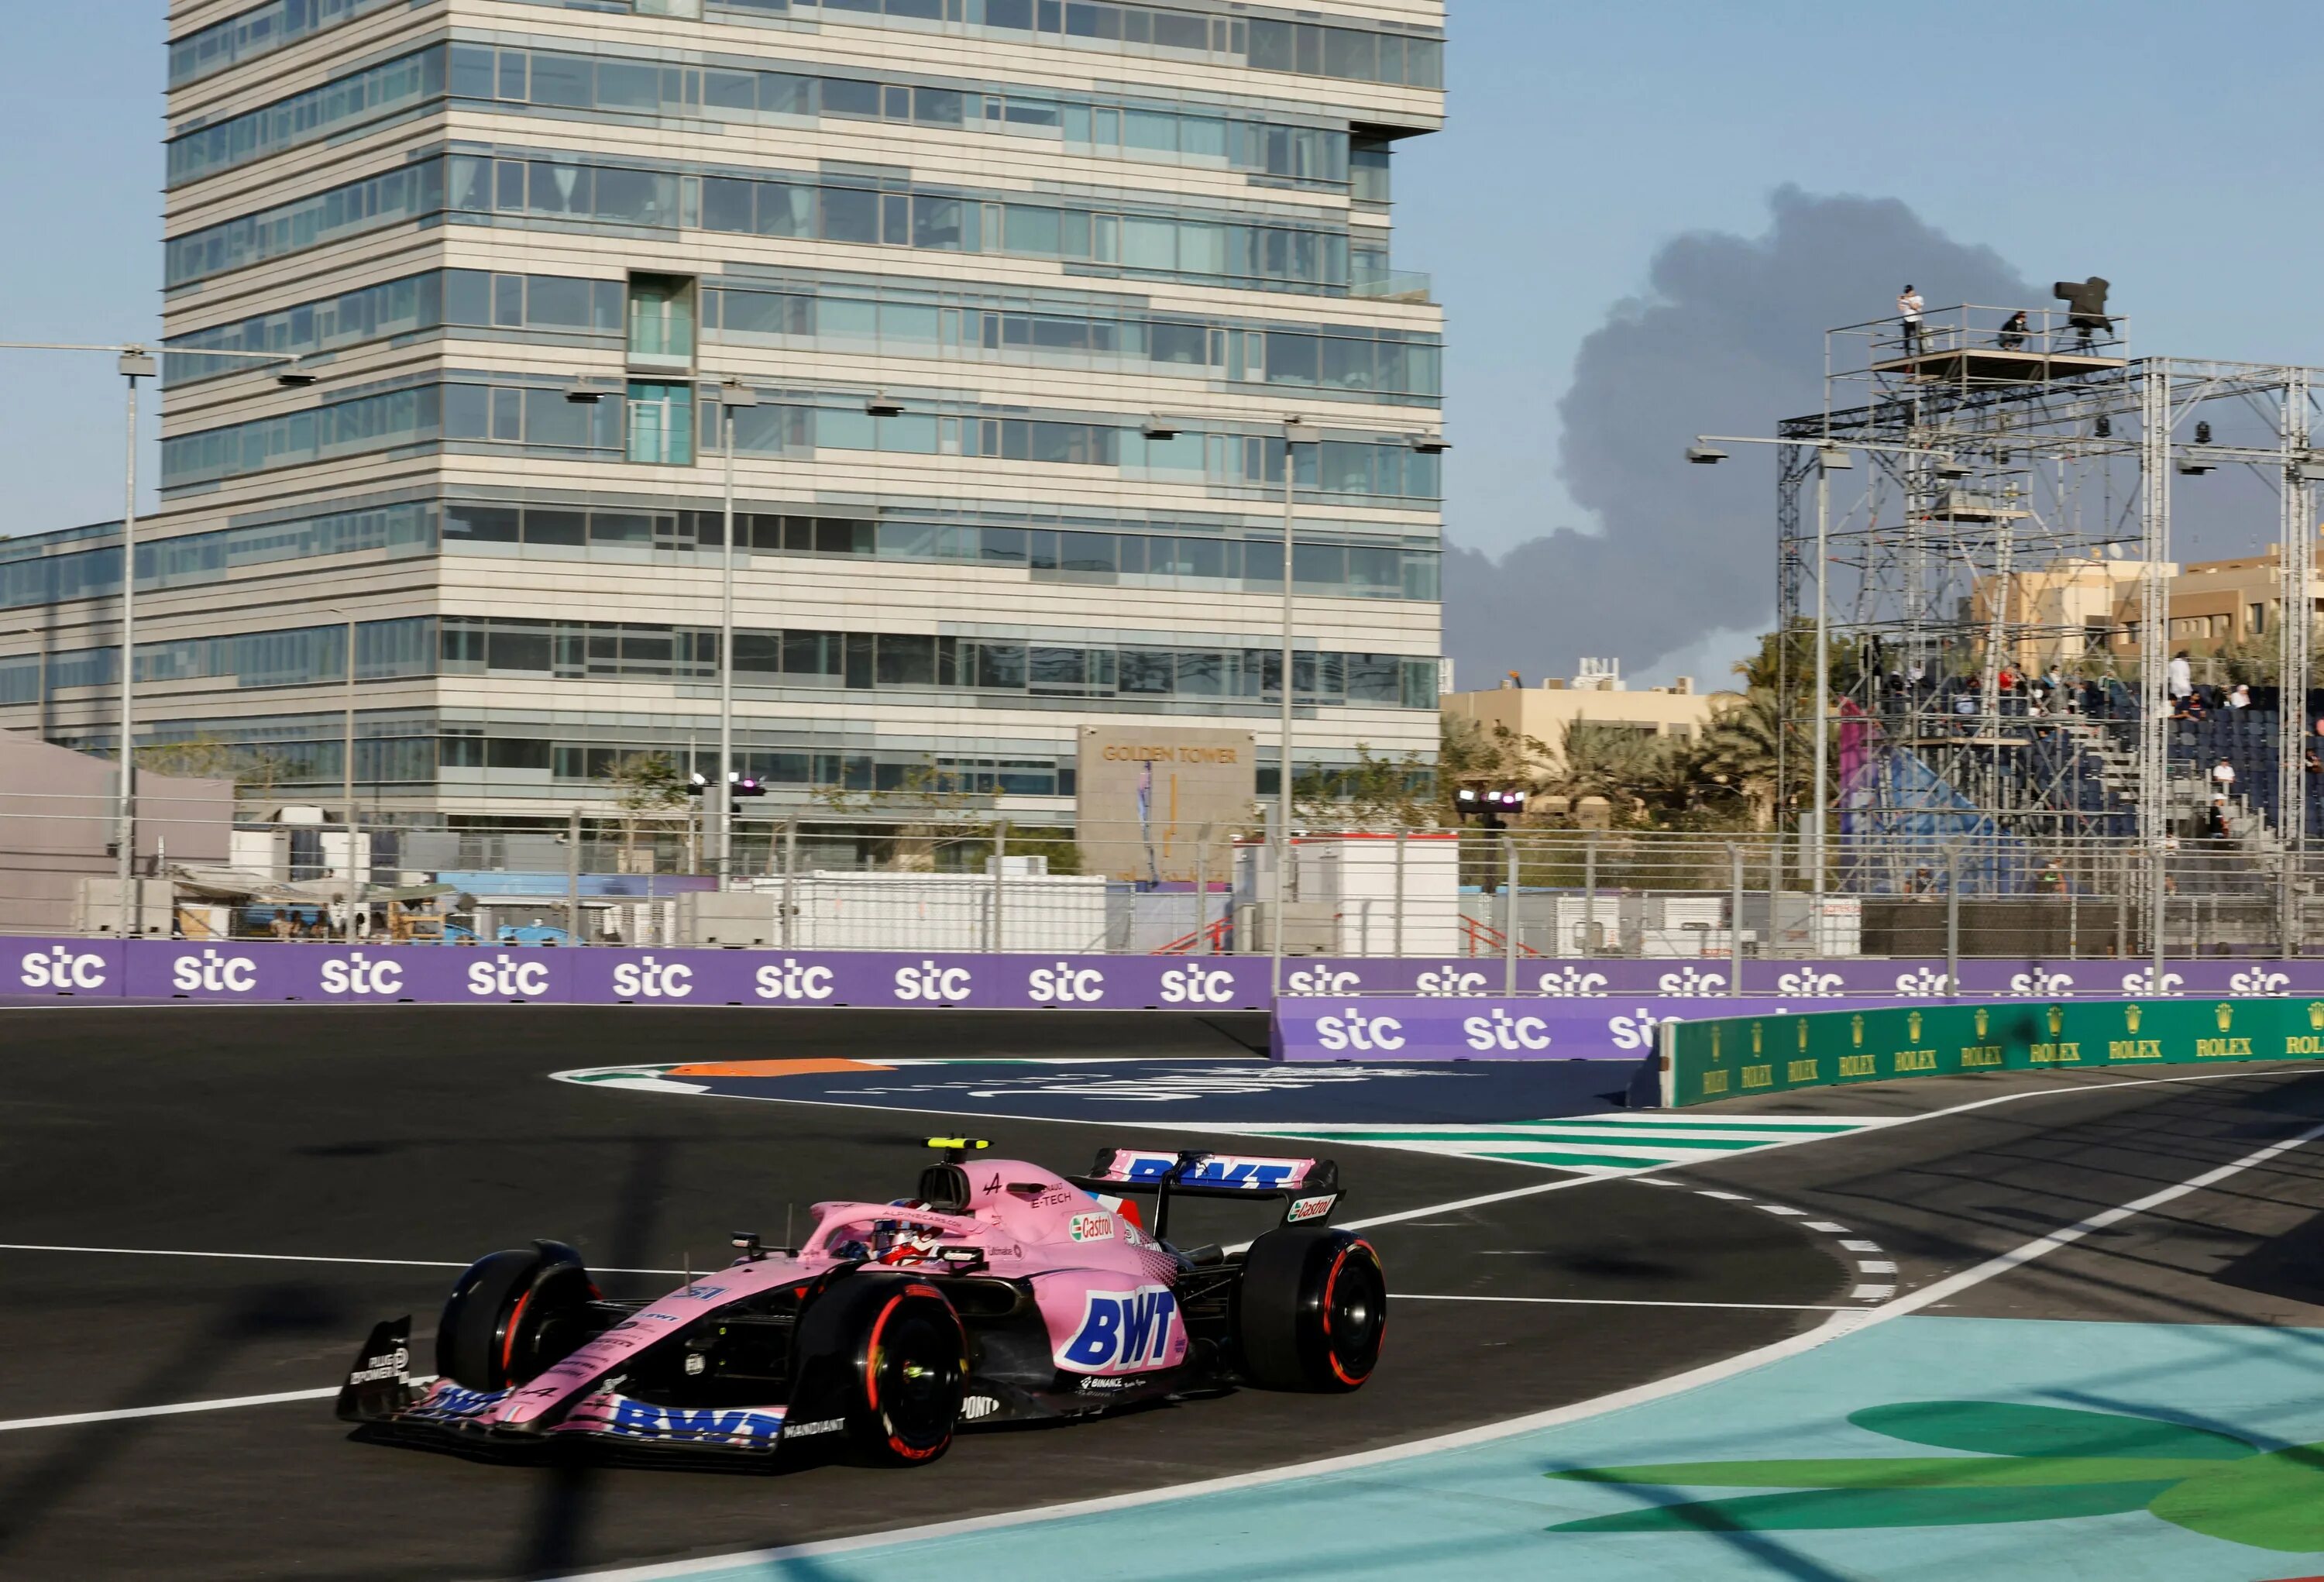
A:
1660;998;2324;1107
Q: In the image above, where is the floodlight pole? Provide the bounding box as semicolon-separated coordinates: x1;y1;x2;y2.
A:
1274;415;1303;996
115;351;153;937
714;379;757;885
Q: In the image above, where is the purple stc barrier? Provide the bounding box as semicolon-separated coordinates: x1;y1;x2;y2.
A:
0;939;1273;1010
0;937;2310;1012
1273;995;1915;1063
1285;955;2317;999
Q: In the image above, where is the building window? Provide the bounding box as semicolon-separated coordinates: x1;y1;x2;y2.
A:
627;274;696;373
627;382;694;466
2250;601;2267;635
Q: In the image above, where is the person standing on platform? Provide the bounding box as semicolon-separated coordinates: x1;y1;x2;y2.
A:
1999;310;2028;351
1899;285;1925;356
2168;649;2193;704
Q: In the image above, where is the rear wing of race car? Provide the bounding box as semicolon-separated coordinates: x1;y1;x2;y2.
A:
1072;1148;1342;1240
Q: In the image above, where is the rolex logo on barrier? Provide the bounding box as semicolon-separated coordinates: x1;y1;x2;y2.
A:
1752;1023;1763;1055
2312;1002;2324;1031
1798;1020;1810;1051
2126;1003;2143;1033
2047;1004;2064;1037
1975;1006;1989;1038
1908;1010;1923;1042
1711;1026;1722;1061
1851;1015;1865;1047
2216;1003;2234;1032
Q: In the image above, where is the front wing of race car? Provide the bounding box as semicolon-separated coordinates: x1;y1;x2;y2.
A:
337;1318;851;1462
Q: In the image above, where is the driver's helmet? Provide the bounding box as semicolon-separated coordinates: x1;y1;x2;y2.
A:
871;1205;944;1266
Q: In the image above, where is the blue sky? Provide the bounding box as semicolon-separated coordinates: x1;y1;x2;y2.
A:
3;2;2319;674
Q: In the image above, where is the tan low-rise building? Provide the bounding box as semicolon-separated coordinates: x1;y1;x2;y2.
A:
1442;661;1737;777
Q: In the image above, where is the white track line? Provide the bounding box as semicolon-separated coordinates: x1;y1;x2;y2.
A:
0;1387;339;1433
1397;1293;1861;1312
562;1103;2324;1582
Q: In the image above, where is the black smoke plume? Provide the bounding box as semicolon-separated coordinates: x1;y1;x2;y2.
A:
1445;185;2035;686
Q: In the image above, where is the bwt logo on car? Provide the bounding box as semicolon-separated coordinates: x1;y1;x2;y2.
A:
1462;1007;1551;1051
1157;964;1237;1003
611;955;693;999
1285;965;1361;996
1058;1284;1179;1374
19;944;107;991
1121;1154;1301;1188
172;949;257;994
467;953;550;998
321;951;404;996
1415;966;1488;996
755;958;836;1001
607;1399;782;1445
893;960;973;1002
1027;962;1105;1003
1313;1006;1404;1052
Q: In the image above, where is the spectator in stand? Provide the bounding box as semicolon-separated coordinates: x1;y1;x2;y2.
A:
2213;756;2236;796
2207;796;2230;838
1998;309;2029;351
2168;649;2193;704
2229;683;2252;710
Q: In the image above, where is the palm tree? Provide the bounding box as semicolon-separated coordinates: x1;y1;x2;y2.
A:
1697;689;1783;828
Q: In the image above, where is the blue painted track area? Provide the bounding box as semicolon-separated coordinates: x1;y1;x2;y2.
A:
559;1055;1653;1126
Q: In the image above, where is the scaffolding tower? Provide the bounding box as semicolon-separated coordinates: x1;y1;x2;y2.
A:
1773;304;2323;917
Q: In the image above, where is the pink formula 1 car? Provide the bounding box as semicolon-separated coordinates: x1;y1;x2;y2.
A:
336;1141;1384;1467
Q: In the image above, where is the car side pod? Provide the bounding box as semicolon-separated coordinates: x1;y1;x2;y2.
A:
1234;1226;1387;1393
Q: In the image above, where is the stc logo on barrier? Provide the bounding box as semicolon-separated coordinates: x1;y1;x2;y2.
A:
1158;964;1238;1004
2119;967;2185;997
2230;967;2291;995
2008;969;2076;996
1027;962;1106;1003
611;955;693;999
1535;966;1610;996
1463;1007;1552;1051
174;949;257;994
1775;968;1848;996
468;953;550;999
755;959;836;1002
1656;966;1728;995
894;960;974;1003
1286;965;1361;996
1314;1006;1405;1052
20;944;108;991
1415;966;1489;996
321;951;404;996
1608;1006;1679;1051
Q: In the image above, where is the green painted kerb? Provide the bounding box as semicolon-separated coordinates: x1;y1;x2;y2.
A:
1661;997;2324;1107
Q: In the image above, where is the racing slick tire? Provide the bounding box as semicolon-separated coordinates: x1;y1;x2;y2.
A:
790;1274;967;1467
436;1240;596;1391
1234;1226;1386;1393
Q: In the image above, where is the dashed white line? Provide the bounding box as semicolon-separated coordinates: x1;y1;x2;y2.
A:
1841;1239;1882;1252
1858;1259;1899;1274
1803;1222;1849;1233
1757;1205;1807;1216
1851;1283;1898;1300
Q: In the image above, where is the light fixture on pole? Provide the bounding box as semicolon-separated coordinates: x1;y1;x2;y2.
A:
714;377;758;885
1685;442;1728;465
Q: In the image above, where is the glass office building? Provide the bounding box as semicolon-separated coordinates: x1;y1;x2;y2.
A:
2;0;1446;820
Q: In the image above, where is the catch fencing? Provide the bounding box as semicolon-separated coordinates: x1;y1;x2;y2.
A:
4;793;2320;969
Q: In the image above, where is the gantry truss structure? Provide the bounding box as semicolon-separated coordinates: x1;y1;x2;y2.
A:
1772;304;2323;916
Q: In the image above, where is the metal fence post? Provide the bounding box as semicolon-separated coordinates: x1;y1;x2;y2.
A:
566;808;582;944
1582;831;1597;958
992;818;1008;953
1944;845;1961;997
1503;834;1519;993
1195;841;1210;956
1392;827;1406;959
1728;841;1744;998
781;820;797;948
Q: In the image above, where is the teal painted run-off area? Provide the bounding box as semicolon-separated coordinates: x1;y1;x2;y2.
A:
686;1318;2324;1581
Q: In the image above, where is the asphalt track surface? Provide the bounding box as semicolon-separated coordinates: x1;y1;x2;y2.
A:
3;1006;2322;1580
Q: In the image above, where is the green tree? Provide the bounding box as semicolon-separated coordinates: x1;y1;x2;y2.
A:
1696;688;1784;828
600;751;689;870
